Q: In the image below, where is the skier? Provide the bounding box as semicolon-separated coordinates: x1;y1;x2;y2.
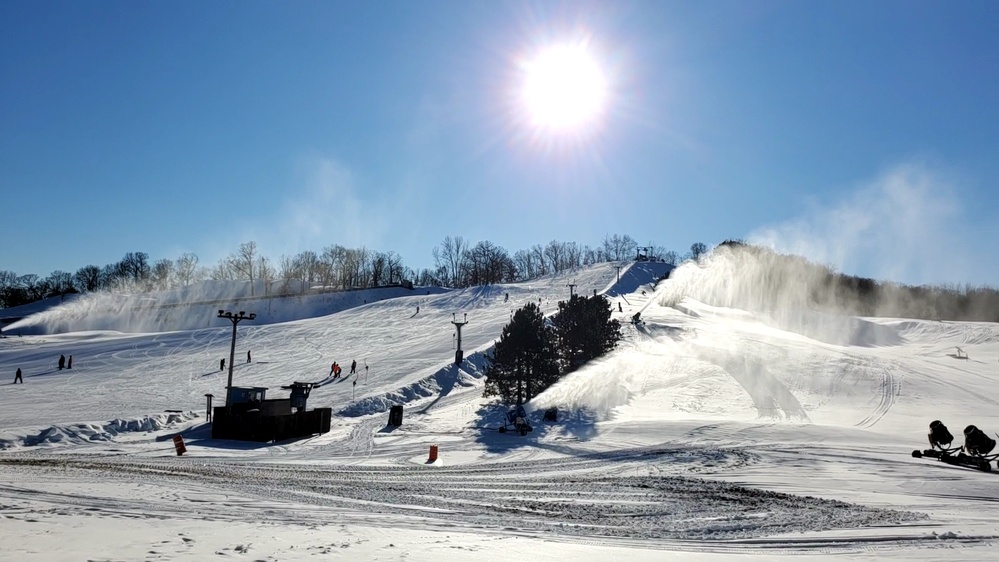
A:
14;368;22;384
618;302;622;313
350;359;357;375
330;362;336;377
58;354;65;370
247;350;252;363
220;358;226;371
68;355;73;369
416;305;420;314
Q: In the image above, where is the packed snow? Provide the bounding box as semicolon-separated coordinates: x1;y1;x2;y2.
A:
2;260;998;561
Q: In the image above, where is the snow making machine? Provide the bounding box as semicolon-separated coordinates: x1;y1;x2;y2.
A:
913;420;999;472
498;404;533;436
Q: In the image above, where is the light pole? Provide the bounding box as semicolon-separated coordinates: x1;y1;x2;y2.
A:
451;313;468;365
615;265;621;285
218;309;256;407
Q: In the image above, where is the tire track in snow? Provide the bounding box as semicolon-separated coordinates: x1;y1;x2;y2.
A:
855;365;897;429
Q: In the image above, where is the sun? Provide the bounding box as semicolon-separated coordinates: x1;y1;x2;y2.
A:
520;43;608;133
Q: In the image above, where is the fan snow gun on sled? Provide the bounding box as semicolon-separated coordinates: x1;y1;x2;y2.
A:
912;420;999;472
497;404;533;436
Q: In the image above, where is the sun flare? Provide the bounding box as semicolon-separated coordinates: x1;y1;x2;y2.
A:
521;43;608;133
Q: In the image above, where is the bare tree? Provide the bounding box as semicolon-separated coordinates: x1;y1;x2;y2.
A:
73;265;102;292
371;251;388;286
295;250;319;293
648;244;669;262
210;258;236;281
278;254;299;294
230;241;258;296
602;234;636;261
544;240;566;273
513;249;536;280
433;235;469;287
257;256;276;295
174;253;200;286
118;252;150;285
150;259;174;291
563;241;582;270
386;251;404;284
530;244;548;276
690;242;708;261
45;270;73;295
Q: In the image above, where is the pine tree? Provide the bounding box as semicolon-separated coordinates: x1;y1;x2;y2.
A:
484;302;558;404
551;294;622;374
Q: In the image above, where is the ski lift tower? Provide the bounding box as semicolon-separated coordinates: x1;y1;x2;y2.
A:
218;309;256;407
451;313;468;365
567;280;577;299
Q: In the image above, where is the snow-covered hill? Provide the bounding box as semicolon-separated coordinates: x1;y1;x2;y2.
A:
2;259;998;561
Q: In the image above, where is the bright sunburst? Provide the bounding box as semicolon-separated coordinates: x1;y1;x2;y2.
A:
520;42;608;134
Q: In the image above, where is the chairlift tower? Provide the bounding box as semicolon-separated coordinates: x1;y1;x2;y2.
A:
218;309;256;407
567;281;577;299
451;313;468;365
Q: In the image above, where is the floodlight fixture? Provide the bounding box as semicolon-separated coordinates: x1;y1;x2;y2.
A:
218;308;257;407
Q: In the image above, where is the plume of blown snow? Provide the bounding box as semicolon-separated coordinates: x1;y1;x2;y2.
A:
660;245;900;347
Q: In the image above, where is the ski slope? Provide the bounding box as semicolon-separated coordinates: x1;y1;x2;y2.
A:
2;260;999;561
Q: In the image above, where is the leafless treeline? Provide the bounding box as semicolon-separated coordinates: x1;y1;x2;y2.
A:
2;234;689;308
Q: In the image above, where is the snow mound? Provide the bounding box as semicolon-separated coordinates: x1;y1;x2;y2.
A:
339;351;489;417
0;411;199;449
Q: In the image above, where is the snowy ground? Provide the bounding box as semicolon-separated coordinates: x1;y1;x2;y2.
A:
2;261;999;561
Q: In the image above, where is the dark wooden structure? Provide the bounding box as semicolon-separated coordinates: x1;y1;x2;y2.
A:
211;385;331;442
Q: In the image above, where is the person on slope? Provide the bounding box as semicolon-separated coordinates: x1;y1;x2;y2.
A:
58;354;66;370
350;360;357;375
14;368;23;384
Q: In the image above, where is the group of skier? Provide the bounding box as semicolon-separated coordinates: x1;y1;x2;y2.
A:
219;350;252;371
330;359;357;381
12;353;75;383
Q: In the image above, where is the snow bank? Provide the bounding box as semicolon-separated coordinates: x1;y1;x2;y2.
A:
0;411;199;449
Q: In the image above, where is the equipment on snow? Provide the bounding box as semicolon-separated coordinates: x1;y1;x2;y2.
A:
497;404;533;436
913;420;999;472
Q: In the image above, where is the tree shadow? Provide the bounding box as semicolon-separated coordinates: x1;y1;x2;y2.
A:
472;402;599;453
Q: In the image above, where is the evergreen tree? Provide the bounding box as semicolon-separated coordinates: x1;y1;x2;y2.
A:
551;294;622;374
484;302;558;404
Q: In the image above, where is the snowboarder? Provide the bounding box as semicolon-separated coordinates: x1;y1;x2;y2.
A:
350;359;357;375
58;354;65;370
220;358;226;371
247;350;251;363
14;368;22;384
68;355;73;369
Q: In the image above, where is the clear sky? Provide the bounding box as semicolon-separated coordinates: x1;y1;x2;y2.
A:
2;1;996;286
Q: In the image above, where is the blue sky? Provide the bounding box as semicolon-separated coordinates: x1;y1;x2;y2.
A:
2;0;997;286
